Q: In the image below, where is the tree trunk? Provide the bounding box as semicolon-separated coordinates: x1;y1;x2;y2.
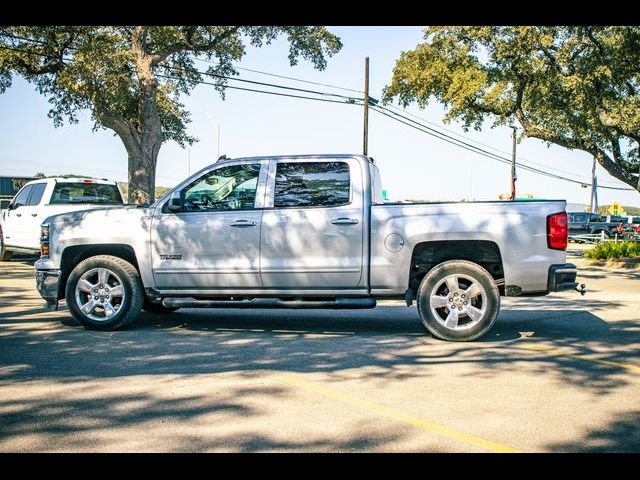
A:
129;26;164;205
127;143;158;205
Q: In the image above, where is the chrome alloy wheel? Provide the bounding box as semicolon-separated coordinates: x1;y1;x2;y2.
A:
74;267;126;321
429;273;487;330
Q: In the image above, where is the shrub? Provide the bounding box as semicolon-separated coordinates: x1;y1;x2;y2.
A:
584;241;640;260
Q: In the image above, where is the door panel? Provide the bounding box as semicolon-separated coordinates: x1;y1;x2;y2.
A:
151;162;267;289
20;182;47;250
2;184;34;248
152;209;263;288
260;158;364;288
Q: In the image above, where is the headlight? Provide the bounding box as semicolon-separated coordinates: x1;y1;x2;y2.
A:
40;223;50;258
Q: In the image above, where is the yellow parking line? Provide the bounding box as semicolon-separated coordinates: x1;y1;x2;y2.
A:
285;375;521;453
516;344;640;372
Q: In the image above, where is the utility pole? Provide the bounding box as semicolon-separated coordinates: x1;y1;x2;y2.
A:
510;126;517;200
589;155;597;213
363;57;370;156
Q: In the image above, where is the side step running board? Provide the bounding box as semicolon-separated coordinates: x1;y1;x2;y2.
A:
162;297;376;310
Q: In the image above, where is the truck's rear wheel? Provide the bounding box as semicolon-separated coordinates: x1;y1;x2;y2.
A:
65;255;143;330
0;228;13;261
416;260;500;342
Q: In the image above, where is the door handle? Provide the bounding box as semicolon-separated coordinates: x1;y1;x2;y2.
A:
229;220;257;227
15;213;21;217
31;213;38;217
331;218;359;225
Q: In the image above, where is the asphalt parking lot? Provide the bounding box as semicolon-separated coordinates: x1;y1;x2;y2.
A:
1;252;639;452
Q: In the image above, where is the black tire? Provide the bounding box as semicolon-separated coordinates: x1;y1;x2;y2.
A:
416;260;500;342
142;298;180;314
65;255;143;331
0;228;13;262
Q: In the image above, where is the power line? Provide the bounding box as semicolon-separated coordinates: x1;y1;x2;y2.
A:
385;103;632;189
157;73;362;106
163;64;359;101
197;57;364;94
373;104;602;188
371;105;635;191
0;33;48;45
0;39;361;102
0;43;66;60
1;35;636;192
383;103;585;179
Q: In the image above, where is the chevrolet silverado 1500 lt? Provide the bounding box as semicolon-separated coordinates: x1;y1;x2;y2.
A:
34;155;581;341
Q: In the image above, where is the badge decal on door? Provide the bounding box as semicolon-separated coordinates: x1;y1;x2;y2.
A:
160;254;183;260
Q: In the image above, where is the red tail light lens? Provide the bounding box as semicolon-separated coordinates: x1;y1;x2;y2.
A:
547;212;568;250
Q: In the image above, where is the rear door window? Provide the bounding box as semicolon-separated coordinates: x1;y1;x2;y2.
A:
274;161;350;208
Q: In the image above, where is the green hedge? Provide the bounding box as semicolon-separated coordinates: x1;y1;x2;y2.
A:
584;241;640;260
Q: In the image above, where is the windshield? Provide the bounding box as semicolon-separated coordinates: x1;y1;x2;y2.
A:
50;182;123;205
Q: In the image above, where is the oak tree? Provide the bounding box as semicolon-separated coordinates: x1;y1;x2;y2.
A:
0;26;342;203
384;26;640;192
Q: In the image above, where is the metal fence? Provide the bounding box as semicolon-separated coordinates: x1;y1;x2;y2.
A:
569;232;640;244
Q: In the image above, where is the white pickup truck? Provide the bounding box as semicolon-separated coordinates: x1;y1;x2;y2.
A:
1;177;124;260
35;155;582;341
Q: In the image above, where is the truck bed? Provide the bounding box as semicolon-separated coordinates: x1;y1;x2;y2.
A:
369;200;568;295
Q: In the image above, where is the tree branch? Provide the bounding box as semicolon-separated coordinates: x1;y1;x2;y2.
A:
94;104;140;154
539;47;573;76
516;107;637;188
1;43;66;75
585;27;606;59
149;26;241;65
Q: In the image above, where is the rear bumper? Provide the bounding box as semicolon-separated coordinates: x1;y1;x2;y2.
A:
547;263;578;292
35;269;61;310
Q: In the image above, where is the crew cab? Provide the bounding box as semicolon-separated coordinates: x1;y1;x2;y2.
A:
0;177;124;260
568;211;623;239
34;155;581;341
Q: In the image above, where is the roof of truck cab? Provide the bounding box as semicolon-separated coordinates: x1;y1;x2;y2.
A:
27;177;118;185
215;154;373;164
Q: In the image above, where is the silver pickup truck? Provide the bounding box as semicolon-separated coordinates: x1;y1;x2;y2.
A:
35;154;581;341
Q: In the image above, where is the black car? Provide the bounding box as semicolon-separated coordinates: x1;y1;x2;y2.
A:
568;212;623;239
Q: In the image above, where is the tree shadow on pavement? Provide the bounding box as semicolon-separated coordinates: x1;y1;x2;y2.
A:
1;301;637;392
546;411;640;452
1;276;639;452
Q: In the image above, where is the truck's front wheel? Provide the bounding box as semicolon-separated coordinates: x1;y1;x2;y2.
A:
416;260;500;341
65;255;143;330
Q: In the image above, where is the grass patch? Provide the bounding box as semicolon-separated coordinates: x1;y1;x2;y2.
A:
584;241;640;260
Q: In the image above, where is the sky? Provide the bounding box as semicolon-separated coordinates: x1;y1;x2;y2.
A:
0;26;638;207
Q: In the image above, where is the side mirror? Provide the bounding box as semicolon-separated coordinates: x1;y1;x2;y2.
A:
167;197;183;212
7;202;16;210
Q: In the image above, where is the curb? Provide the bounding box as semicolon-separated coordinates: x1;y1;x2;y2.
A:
571;257;640;270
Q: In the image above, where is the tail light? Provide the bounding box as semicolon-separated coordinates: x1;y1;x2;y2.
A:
547;212;568;250
635;225;640;234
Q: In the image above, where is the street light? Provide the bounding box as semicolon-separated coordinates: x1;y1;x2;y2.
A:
200;111;221;160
